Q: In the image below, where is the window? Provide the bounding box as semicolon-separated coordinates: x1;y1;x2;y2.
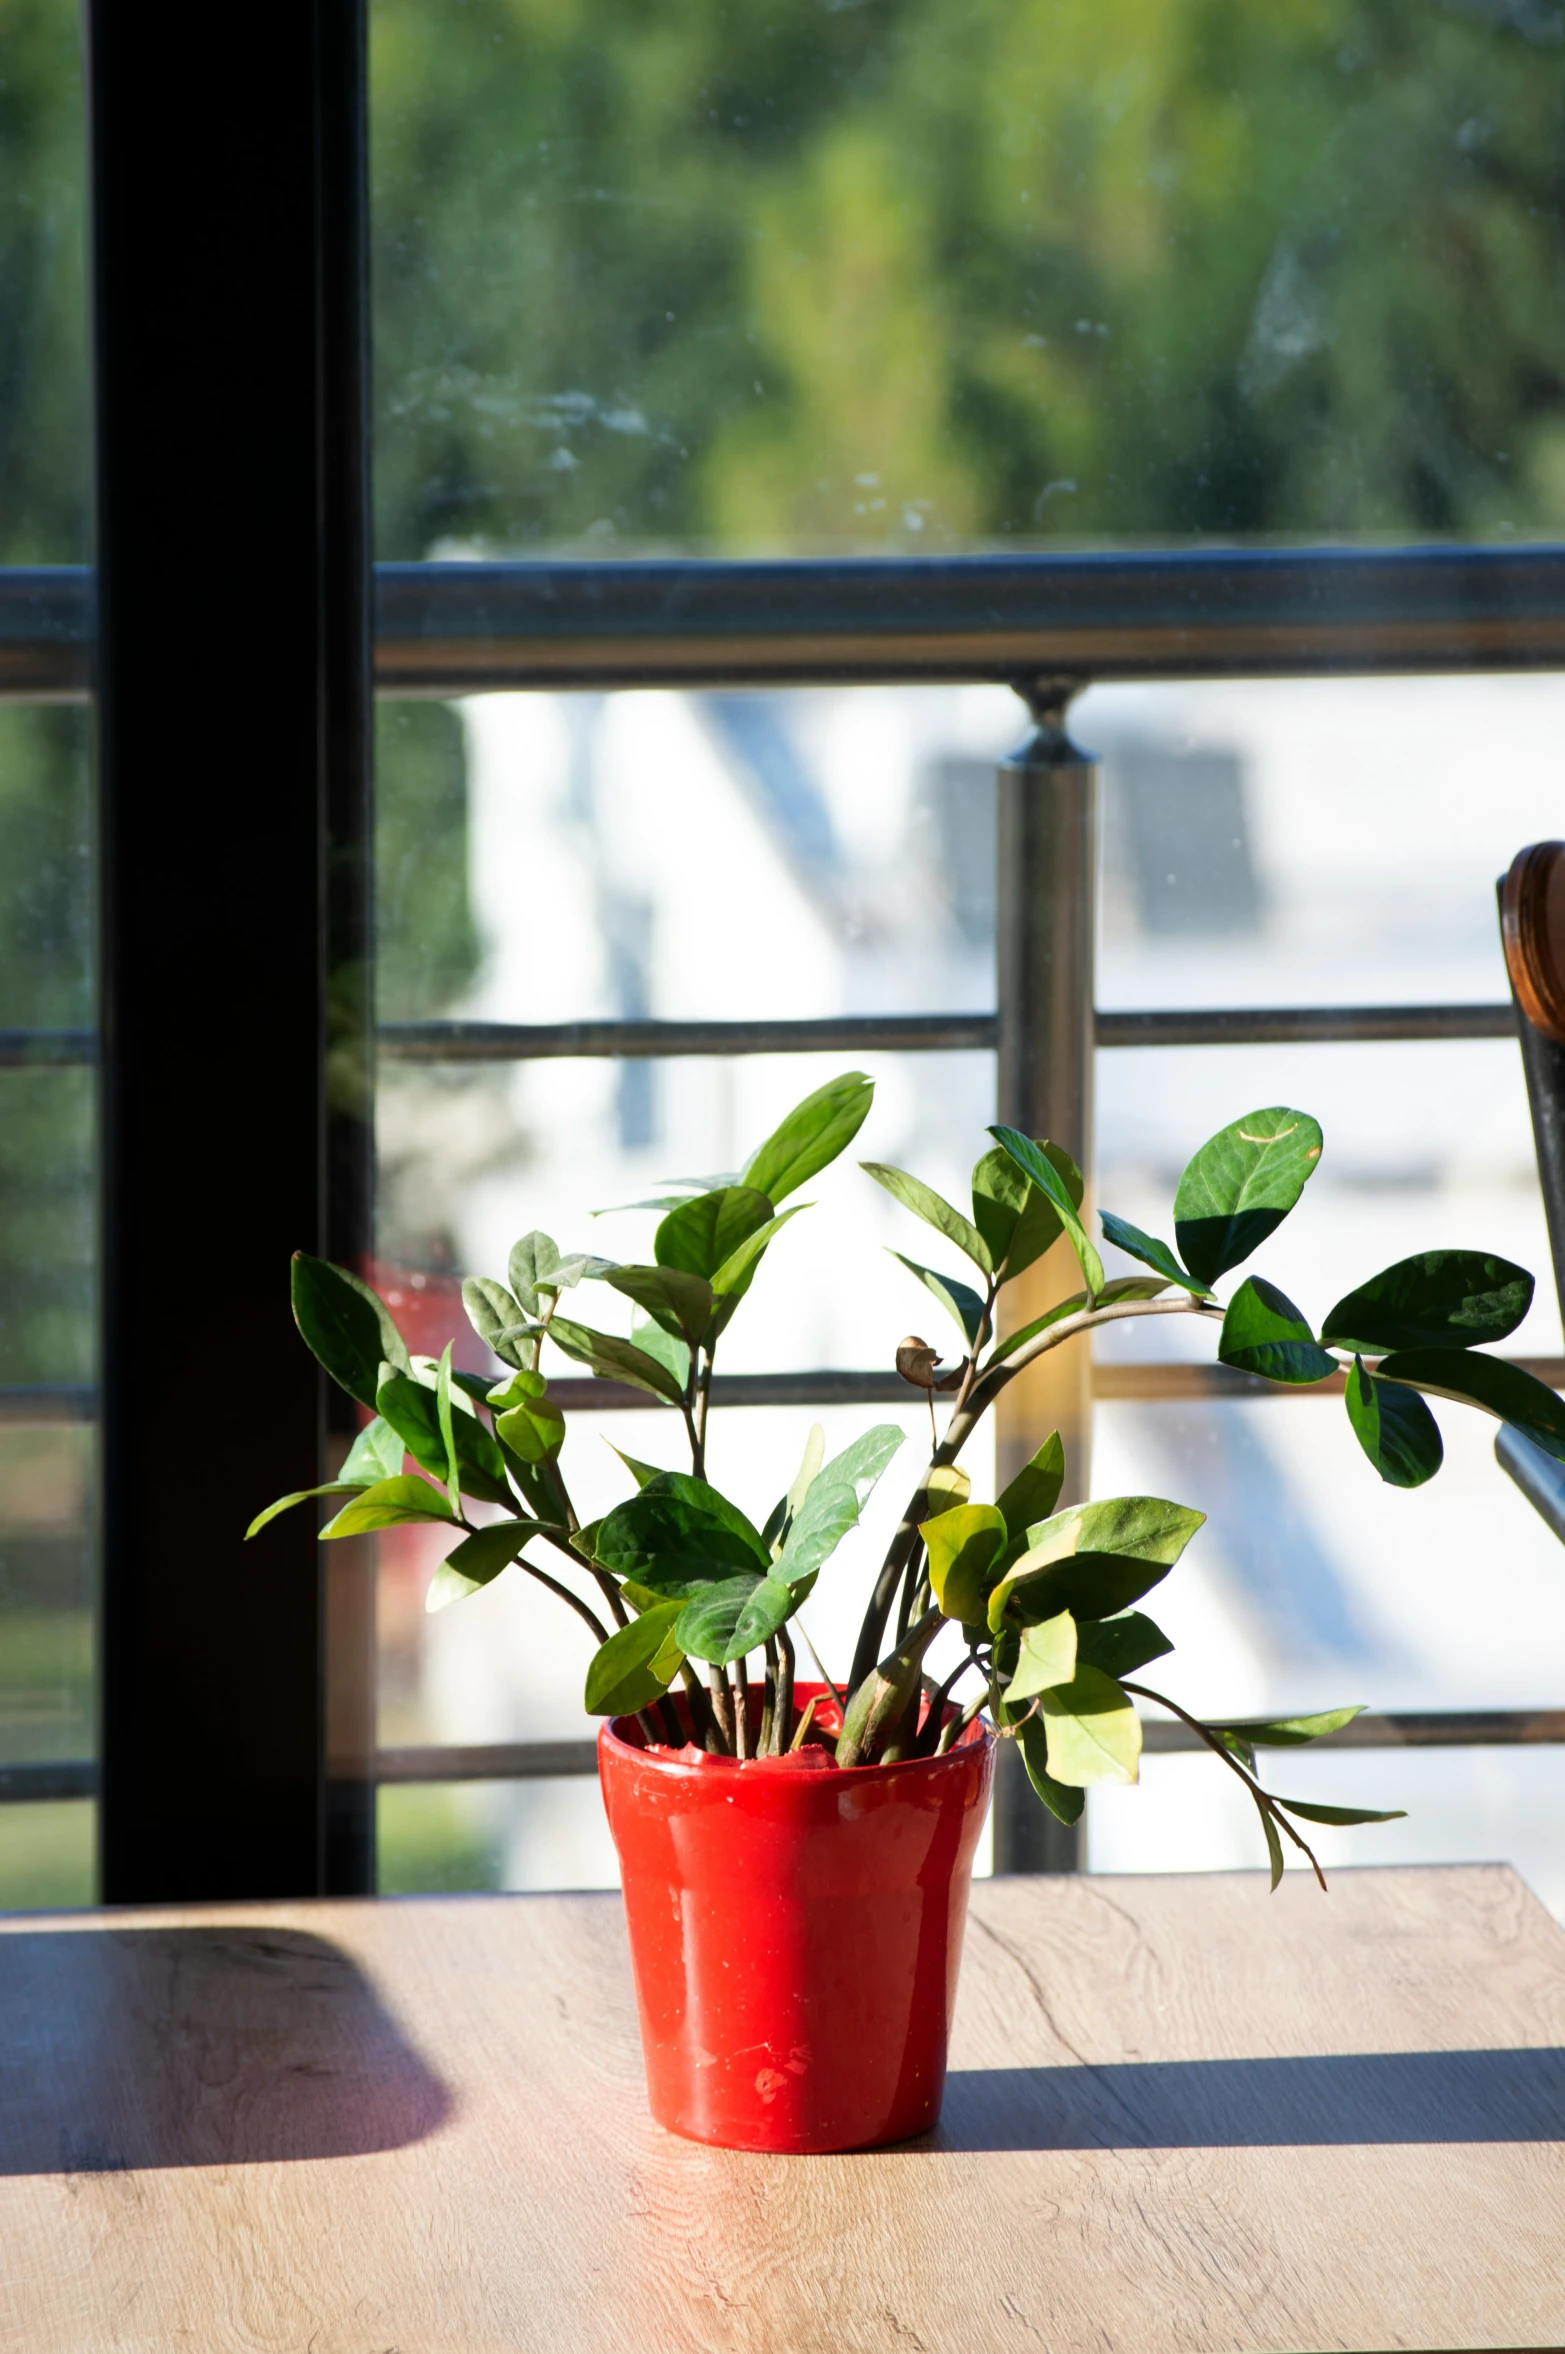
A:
7;0;1565;1909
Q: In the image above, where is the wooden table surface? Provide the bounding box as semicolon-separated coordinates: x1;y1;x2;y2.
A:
1;1864;1563;2354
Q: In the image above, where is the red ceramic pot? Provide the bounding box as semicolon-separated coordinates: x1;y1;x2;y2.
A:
598;1684;994;2154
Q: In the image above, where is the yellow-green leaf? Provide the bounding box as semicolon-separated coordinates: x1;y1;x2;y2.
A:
1005;1611;1078;1704
1040;1667;1142;1786
921;1503;1008;1622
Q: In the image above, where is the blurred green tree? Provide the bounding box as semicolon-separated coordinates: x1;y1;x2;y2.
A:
370;0;1565;555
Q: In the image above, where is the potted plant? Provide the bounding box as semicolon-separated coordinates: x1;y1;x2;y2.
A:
252;1073;1564;2153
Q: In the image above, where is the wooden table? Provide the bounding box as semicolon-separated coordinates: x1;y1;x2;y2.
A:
2;1864;1563;2353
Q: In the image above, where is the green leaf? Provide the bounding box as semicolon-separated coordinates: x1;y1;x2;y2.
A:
1006;1610;1079;1704
375;1368;513;1504
606;1263;714;1349
890;1252;988;1347
435;1344;461;1502
319;1475;457;1537
1206;1706;1364;1748
1015;1713;1085;1822
654;1185;773;1281
632;1314;693;1391
772;1425;905;1590
583;1601;686;1715
861;1161;992;1275
971;1140;1081;1282
1267;1796;1407;1827
607;1444;670;1492
462;1277;534;1371
484;1366;545;1411
508;1231;612;1314
1219;1277;1337;1385
987;1127;1104;1298
546;1315;685;1404
922;1503;1008;1622
995;1433;1065;1539
340;1416;406;1485
990;1496;1205;1631
925;1463;971;1513
676;1572;794;1665
1322;1251;1534;1353
246;1482;363;1540
761;1423;826;1552
1074;1611;1174;1678
1099;1210;1208;1297
1344;1356;1443;1488
1173;1106;1324;1286
1259;1800;1285;1891
709;1202;807;1297
741;1071;874;1204
1376;1347;1565;1465
495;1385;567;1465
1040;1667;1142;1786
595;1472;770;1595
426;1518;539;1612
290;1252;411;1408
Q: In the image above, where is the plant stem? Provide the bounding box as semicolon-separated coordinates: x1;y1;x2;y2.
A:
794;1613;845;1719
936;1686;991;1754
1122;1679;1327;1891
679;1660;718;1748
693;1345;715;1477
536;1525;631;1630
760;1637;778;1756
919;1648;985;1754
775;1621;796;1750
706;1664;733;1752
514;1558;611;1646
894;1538;927;1642
849;1293;1224;1694
729;1658;750;1759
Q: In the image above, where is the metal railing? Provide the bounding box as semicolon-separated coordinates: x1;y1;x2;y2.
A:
7;549;1564;1859
8;544;1565;701
1;1001;1519;1075
16;1704;1565;1805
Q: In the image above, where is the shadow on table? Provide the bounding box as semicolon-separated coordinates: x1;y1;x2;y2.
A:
932;2047;1565;2151
0;1925;452;2174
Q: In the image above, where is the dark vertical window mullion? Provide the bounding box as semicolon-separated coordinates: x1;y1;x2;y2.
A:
88;0;373;1900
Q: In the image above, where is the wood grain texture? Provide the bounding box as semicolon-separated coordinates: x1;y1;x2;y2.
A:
0;1865;1562;2354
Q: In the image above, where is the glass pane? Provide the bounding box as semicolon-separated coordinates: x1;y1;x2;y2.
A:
372;0;1565;557
0;0;94;1905
370;672;1565;1903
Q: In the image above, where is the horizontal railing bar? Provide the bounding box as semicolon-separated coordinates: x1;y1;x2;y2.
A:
374;1708;1565;1783
13;1707;1565;1799
10;547;1565;702
379;1004;1516;1063
4;1004;1520;1074
1096;1003;1516;1048
0;1761;96;1801
376;1741;598;1784
378;1013;997;1061
0;1385;97;1422
375;548;1565;691
7;1360;1562;1422
0;1029;98;1070
1140;1708;1565;1755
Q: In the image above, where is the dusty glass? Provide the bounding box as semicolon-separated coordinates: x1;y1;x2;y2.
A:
0;0;94;1903
372;0;1565;558
367;672;1565;1902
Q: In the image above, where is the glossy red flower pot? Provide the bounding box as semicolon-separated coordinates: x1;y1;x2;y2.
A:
598;1684;994;2153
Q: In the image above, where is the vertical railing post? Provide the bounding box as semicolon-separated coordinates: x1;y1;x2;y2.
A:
990;678;1097;1874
